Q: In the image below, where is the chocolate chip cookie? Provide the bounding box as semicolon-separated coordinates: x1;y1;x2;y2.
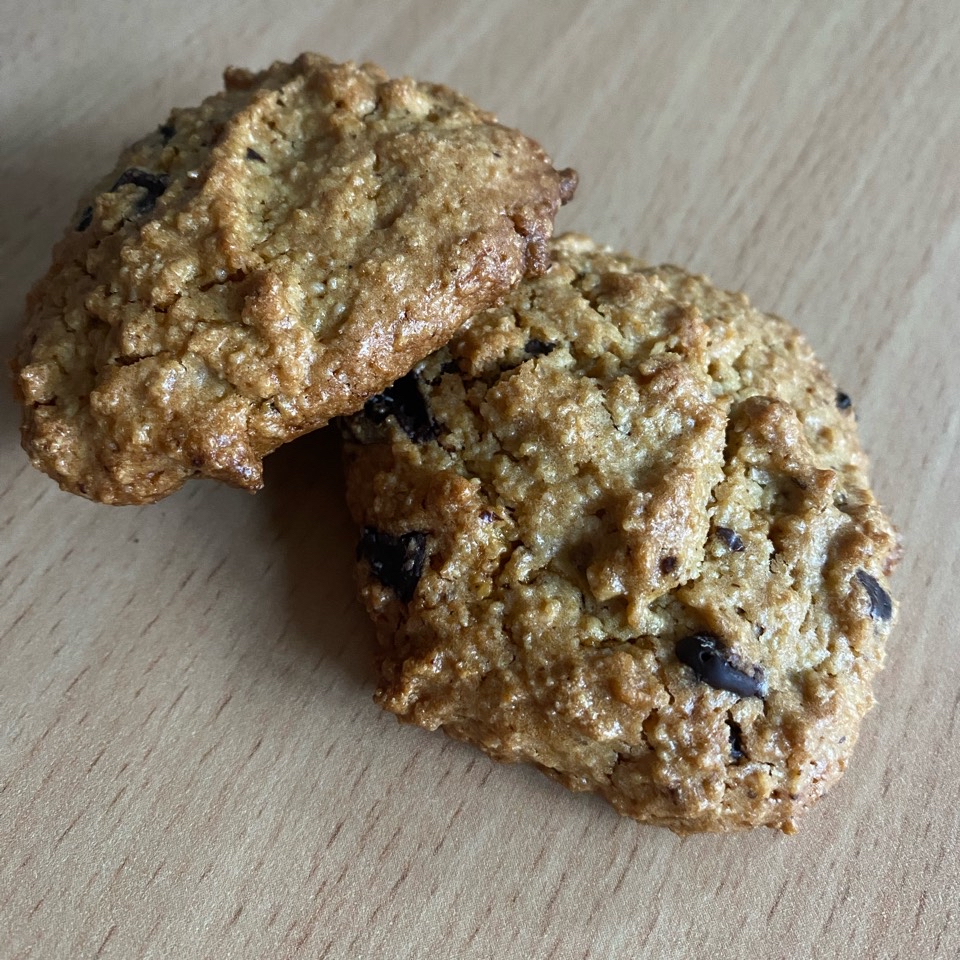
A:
341;234;900;833
15;54;576;504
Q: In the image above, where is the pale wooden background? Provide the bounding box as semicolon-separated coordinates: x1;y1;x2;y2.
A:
1;2;958;958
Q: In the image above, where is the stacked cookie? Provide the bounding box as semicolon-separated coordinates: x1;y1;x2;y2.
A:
14;55;900;833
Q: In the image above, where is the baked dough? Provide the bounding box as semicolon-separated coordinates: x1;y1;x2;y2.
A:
15;54;575;503
342;235;900;833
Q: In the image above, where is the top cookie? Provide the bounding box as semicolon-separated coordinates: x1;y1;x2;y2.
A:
14;54;576;504
341;235;900;833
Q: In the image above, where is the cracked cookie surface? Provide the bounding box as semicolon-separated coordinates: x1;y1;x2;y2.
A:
14;53;576;504
342;234;900;833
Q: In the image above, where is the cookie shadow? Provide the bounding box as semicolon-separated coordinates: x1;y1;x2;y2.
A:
262;425;376;691
0;144;375;691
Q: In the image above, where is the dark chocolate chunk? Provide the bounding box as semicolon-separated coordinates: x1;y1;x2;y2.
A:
855;569;892;621
363;372;435;443
424;359;459;386
158;122;176;143
76;205;93;232
110;168;170;216
358;528;427;603
660;555;678;575
246;147;266;162
714;526;745;552
525;338;557;356
836;391;852;411
675;634;767;699
727;718;745;762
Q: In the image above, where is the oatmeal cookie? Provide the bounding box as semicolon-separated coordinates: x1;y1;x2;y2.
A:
14;54;576;504
342;234;900;833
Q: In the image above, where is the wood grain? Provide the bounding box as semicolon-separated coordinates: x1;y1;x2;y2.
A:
1;1;958;957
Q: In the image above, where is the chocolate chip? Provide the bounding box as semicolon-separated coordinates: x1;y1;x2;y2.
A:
158;123;176;143
363;372;435;443
855;569;892;621
836;391;852;411
660;555;678;575
358;528;427;603
714;526;745;552
525;338;557;356
675;634;767;699
246;147;266;162
424;359;459;386
76;205;93;232
110;168;170;216
727;718;745;761
558;169;578;204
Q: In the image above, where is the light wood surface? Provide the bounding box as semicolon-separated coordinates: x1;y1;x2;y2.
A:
2;2;958;957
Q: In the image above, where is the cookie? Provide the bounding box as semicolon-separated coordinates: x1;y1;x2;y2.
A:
14;54;576;504
341;234;900;833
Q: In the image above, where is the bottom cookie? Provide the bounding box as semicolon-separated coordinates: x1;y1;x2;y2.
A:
341;235;900;833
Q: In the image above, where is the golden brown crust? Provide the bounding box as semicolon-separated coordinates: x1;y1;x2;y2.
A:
342;235;901;833
14;54;576;503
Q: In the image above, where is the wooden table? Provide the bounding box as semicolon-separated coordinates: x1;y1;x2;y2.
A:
2;2;958;956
